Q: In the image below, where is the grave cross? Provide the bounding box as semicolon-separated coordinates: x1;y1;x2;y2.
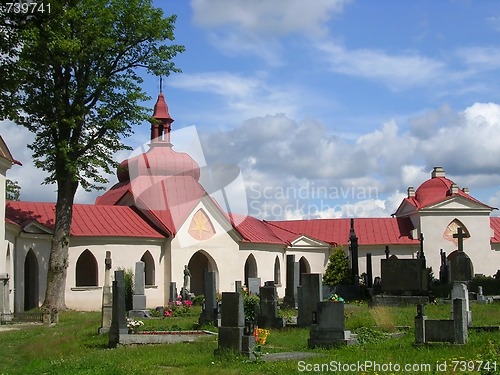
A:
419;233;425;259
453;227;466;252
384;246;390;259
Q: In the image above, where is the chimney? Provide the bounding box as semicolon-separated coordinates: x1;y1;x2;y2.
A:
407;186;415;197
450;183;459;194
431;166;446;178
463;187;470;194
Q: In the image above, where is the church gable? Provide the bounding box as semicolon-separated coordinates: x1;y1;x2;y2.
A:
421;194;492;213
290;235;330;250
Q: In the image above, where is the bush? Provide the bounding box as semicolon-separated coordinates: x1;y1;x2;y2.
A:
243;293;260;321
323;245;352;286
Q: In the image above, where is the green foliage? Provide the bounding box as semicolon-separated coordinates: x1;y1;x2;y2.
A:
243;293;260;321
117;267;134;311
191;294;205;306
323;245;352;286
277;306;297;324
6;179;21;200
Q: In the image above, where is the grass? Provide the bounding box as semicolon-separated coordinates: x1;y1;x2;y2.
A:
0;302;499;374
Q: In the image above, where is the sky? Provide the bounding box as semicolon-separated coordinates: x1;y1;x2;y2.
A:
4;0;500;220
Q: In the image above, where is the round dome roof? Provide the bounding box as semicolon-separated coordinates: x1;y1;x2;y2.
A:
414;176;455;207
117;144;200;182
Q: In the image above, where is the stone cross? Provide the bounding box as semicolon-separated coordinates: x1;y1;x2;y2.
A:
99;251;113;333
453;227;466;252
419;233;425;260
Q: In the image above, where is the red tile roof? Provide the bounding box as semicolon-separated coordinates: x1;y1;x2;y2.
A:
6;201;165;238
269;217;418;246
230;214;290;245
490;217;500;243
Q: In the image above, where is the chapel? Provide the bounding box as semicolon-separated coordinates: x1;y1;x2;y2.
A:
2;92;500;312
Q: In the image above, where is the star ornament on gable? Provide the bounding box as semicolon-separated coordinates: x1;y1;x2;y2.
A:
188;209;215;241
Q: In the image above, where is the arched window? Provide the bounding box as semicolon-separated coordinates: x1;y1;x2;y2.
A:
274;256;281;285
443;219;470;244
24;249;39;310
76;250;98;287
244;254;258;287
140;251;155;286
299;256;311;285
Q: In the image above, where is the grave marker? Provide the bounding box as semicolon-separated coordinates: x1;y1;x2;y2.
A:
297;273;323;327
109;270;128;348
247;277;261;295
284;255;299;308
308;301;355;347
257;281;285;328
98;251;112;333
128;261;151;318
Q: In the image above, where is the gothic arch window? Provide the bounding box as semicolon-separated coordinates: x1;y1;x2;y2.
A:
274;256;281;285
244;254;258;287
76;250;98;287
24;249;39;310
141;251;155;286
443;219;470;244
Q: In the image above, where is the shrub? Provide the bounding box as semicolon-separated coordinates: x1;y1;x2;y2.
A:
243;293;260;321
323;245;352;286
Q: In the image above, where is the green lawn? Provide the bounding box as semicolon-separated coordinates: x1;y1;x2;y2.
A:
1;302;499;374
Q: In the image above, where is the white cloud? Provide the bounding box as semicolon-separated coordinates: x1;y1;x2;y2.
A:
191;0;348;36
317;41;446;90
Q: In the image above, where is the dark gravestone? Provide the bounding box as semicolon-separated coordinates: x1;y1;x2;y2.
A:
366;253;373;288
169;282;177;302
109;270;128;348
439;249;449;284
284;255;299;308
380;258;428;295
297;273;323;327
349;219;359;285
98;251;112;334
308;301;355;347
448;228;474;282
199;271;217;325
257;283;285;328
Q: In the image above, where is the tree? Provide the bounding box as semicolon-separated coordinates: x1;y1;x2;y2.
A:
323;246;352;286
6;179;21;201
4;0;184;312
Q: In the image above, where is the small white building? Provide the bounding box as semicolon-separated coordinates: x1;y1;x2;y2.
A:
4;93;500;312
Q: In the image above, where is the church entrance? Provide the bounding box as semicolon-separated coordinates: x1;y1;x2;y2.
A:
187;250;218;296
24;249;39;311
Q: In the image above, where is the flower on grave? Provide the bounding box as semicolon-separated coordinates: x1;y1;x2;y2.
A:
127;318;144;333
164;308;173;317
182;300;193;307
327;293;345;303
254;327;270;345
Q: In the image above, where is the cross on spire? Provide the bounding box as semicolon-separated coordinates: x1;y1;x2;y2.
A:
159;76;163;93
453;227;467;252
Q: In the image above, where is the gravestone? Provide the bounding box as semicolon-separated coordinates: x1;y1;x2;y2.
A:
169;282;177;302
349;219;359;285
128;261;151;318
109;270;128;348
235;280;242;293
451;281;471;326
199;271;218;325
257;281;285;328
98;251;112;333
0;273;11;322
366;253;373;288
284;255;299;308
439;249;449;284
297;273;323;327
415;299;467;345
247;277;261;295
308;301;355;347
476;286;491;304
448;228;474;282
216;292;255;357
380;258;428;295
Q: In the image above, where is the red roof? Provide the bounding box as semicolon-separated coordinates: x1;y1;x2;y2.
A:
404;176;491;210
269;217;418;246
490;217;500;243
6;201;165;238
230;214;290;245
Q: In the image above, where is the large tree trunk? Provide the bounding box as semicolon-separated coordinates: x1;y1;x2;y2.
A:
42;176;78;313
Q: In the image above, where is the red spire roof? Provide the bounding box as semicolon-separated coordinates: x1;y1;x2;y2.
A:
153;93;173;122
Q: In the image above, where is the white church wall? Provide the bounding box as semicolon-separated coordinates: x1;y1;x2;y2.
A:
420;212;500;277
66;239;165;311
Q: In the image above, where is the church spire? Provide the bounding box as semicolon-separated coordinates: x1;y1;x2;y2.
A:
151;79;174;144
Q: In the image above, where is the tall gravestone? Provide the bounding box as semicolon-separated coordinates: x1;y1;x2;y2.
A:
216;292;255;357
284;255;299;308
109;270;128;348
257;281;285;328
199;271;217;325
439;249;449;284
448;228;474;283
349;219;359;286
0;273;11;322
169;282;177;302
129;261;151;318
451;281;471;326
366;253;373;288
297;273;323;327
98;251;112;333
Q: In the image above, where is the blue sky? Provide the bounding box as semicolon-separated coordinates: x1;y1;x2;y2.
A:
4;0;500;220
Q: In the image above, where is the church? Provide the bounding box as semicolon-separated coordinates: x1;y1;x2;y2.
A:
2;92;500;312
